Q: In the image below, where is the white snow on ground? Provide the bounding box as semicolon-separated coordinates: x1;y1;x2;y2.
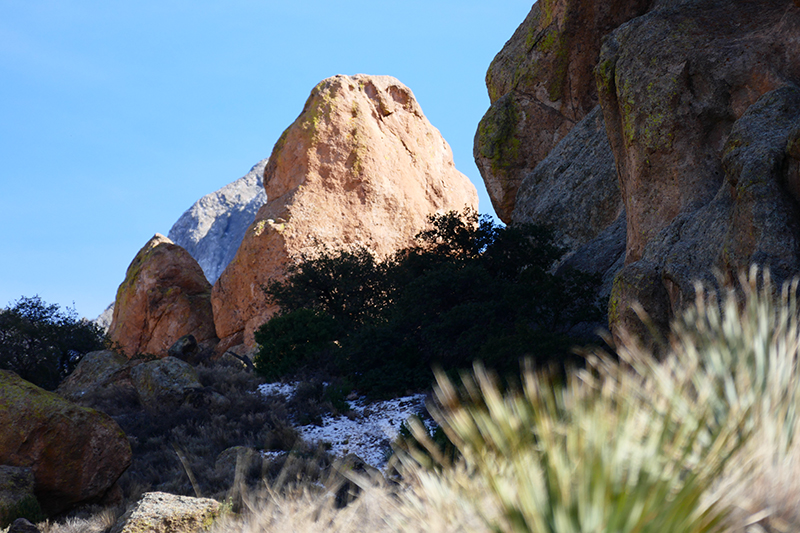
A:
258;382;428;470
299;395;427;470
258;382;297;399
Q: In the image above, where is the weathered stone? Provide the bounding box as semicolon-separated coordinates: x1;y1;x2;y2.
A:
129;356;202;412
111;492;220;533
56;350;129;402
167;335;198;363
212;74;478;351
597;1;800;341
475;0;651;221
598;0;800;264
512;105;625;302
214;446;263;486
0;466;40;528
611;86;800;344
0;371;131;515
56;350;141;415
168;159;268;284
108;234;218;358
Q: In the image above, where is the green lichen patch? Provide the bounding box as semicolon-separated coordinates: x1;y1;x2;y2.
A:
476;95;523;177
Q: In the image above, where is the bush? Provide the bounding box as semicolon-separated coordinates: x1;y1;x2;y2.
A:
256;209;601;397
0;296;105;390
253;309;342;381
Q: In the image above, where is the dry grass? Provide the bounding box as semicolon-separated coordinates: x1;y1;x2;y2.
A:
20;267;800;533
210;268;800;532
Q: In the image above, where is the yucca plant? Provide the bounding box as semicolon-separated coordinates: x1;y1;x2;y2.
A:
429;355;744;533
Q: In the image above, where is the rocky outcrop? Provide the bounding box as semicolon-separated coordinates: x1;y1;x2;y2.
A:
111;492;220;533
511;105;625;299
0;370;131;515
212;74;478;351
108;234;217;358
598;1;800;341
474;0;651;222
129;356;202;412
168;159;268;284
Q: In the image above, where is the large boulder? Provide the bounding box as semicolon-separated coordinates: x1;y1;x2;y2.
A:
0;370;131;515
108;234;218;358
597;0;800;341
56;350;142;414
129;356;202;412
111;492;220;533
56;350;130;401
474;0;651;222
168;159;268;284
212;74;478;351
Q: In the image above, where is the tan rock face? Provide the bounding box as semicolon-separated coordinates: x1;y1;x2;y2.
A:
0;370;132;515
212;74;478;351
108;234;217;358
474;0;651;222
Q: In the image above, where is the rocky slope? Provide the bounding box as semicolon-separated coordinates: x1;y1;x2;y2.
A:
168;159;268;285
481;0;800;343
212;74;478;352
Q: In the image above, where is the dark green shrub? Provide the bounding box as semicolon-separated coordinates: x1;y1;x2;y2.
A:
257;209;602;397
0;296;105;390
253;308;342;381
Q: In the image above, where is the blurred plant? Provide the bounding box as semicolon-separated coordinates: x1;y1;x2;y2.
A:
0;295;104;390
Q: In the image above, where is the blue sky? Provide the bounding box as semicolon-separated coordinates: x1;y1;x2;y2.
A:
0;1;533;319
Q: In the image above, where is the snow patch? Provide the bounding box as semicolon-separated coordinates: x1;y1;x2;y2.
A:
258;382;428;470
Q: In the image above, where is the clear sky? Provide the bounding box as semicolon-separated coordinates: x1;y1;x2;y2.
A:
0;1;533;320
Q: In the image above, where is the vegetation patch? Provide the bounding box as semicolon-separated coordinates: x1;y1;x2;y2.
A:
255;209;601;398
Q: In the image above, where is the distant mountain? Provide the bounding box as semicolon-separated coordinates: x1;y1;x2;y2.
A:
168;159;268;284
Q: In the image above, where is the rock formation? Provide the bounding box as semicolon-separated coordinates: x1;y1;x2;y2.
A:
110;492;220;533
0;370;131;515
168;159;268;284
474;0;651;222
129;356;202;412
108;234;217;358
598;0;800;341
483;0;800;343
212;74;478;352
511;105;625;300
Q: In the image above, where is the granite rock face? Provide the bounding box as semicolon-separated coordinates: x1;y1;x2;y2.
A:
212;74;479;351
168;159;268;284
474;0;651;222
598;0;800;341
512;105;625;301
0;370;131;515
108;234;218;358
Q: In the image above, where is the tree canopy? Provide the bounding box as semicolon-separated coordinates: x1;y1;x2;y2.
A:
0;296;106;390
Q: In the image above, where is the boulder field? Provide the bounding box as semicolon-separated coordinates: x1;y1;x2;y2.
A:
110;74;477;357
479;0;800;343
